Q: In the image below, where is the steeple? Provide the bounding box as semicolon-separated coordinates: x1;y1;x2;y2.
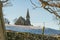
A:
26;9;30;19
25;9;31;25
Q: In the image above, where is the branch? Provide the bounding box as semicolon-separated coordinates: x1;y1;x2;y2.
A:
30;0;60;18
39;0;60;18
44;8;53;13
44;8;60;18
2;0;8;3
39;0;60;8
30;0;41;9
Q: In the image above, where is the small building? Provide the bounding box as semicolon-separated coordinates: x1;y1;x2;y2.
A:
15;16;25;25
15;9;31;26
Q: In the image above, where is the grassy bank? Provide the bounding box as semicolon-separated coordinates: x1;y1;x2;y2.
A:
6;30;58;40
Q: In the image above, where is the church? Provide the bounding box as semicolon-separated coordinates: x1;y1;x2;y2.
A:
15;9;31;26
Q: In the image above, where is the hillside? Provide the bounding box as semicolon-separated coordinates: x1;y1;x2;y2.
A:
5;25;60;35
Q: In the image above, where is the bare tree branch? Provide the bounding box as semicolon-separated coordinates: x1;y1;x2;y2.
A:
30;0;41;9
30;0;60;18
39;0;60;8
38;0;60;18
44;8;60;18
1;0;8;3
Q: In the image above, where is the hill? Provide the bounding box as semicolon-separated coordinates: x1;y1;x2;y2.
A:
5;25;60;35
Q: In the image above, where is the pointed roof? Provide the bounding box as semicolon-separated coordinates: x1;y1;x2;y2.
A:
19;16;25;21
26;9;30;18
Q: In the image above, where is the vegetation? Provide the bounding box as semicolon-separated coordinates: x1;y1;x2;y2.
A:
30;0;60;18
30;0;60;25
0;0;9;40
4;18;10;24
6;30;58;40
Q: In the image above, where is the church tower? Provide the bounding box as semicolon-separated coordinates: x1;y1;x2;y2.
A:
25;9;31;25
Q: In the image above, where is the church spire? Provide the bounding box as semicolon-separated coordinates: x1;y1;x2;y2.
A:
25;9;31;25
26;9;30;19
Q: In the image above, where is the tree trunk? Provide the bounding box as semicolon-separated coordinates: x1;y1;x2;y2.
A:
0;2;6;40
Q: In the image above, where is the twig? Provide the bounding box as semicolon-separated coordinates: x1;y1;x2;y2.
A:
30;0;41;9
1;0;8;3
44;8;60;18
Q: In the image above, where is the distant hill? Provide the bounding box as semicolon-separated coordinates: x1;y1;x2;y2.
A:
5;25;60;35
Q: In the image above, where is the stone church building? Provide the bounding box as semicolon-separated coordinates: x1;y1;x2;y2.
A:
15;9;31;26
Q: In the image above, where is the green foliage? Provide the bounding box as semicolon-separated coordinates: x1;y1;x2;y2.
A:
6;30;58;40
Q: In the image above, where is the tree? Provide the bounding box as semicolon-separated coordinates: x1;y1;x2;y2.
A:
30;0;60;26
0;0;10;40
30;0;60;18
4;18;10;24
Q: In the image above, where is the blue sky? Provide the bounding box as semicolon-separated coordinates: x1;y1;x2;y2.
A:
3;0;60;30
